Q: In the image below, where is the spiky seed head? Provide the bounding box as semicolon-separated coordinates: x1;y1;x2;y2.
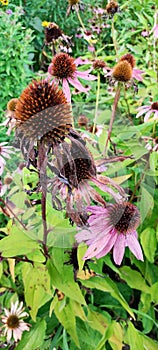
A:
93;59;106;70
15;80;72;143
106;1;119;15
112;61;132;82
78;115;89;127
120;53;136;69
50;53;76;79
45;22;63;44
151;102;158;110
109;202;140;234
68;0;80;4
7;98;18;112
61;143;96;187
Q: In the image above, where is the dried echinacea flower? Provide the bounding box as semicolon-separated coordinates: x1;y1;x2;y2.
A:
78;114;89;128
14;80;72;145
7;98;19;113
76;202;144;265
44;22;63;44
93;59;106;71
112;61;133;82
67;0;84;16
1;301;30;343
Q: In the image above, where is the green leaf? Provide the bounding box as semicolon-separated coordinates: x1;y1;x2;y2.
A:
140;186;154;222
47;260;86;306
108;321;123;350
0;226;41;257
119;266;150;293
87;309;110;335
22;263;52;321
151;282;158;304
54;297;80;348
126;322;144;350
81;277;135;319
140;228;156;263
15;319;46;350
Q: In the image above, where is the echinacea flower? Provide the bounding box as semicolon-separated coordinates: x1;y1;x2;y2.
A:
14;80;72;144
106;1;119;16
0;142;14;175
51;138;125;225
75;202;144;265
48;53;96;102
136;102;158;122
1;301;30;343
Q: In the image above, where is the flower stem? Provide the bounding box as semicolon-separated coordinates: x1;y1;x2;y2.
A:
76;8;86;32
111;17;118;58
93;72;100;134
103;84;121;156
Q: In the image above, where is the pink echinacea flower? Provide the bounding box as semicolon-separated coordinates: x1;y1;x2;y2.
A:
75;203;144;265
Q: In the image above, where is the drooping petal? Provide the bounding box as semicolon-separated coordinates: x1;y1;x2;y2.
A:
86;205;107;214
7;328;12;343
83;232;113;260
74;57;91;66
62;78;71;103
126;232;144;261
144;109;153;122
113;233;126;265
68;77;90;93
136;107;150;118
76;70;97;81
154;111;158;120
95;231;118;259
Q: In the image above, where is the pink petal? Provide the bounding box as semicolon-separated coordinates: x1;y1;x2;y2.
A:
126;233;144;261
62;78;71;103
87;206;107;214
95;231;118;259
83;231;115;260
113;234;126;265
68;77;90;93
136;107;150;118
76;70;97;81
144;109;153;122
74;57;91;66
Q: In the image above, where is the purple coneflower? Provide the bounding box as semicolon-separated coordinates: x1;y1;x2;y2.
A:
1;301;30;343
48;53;96;102
0;142;14;175
75;202;144;265
136;102;158;122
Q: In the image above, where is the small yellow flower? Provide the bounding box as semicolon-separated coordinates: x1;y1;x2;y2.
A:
42;21;51;27
1;0;9;5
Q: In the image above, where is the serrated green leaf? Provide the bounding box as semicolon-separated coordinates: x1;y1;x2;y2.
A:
140;228;156;263
15;319;46;350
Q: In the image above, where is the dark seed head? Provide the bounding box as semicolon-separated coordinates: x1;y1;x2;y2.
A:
7;315;19;329
120;53;135;69
51;53;76;79
109;202;140;234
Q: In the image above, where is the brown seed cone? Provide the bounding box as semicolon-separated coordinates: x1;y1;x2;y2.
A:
78;115;89;127
109;202;140;234
151;102;158;110
51;53;76;79
61;140;96;187
45;22;63;44
106;1;119;15
7;98;18;112
120;53;135;69
15;80;73;144
93;59;106;70
69;0;79;4
112;61;132;82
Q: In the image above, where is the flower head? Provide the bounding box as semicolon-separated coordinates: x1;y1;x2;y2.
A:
1;301;30;343
48;53;96;102
136;102;158;122
1;0;9;5
7;98;18;112
0;142;14;176
112;61;133;82
120;53;135;69
75;202;144;265
44;22;63;44
15;80;72;144
106;1;119;16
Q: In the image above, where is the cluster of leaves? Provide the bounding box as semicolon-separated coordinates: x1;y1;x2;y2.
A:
0;0;158;349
